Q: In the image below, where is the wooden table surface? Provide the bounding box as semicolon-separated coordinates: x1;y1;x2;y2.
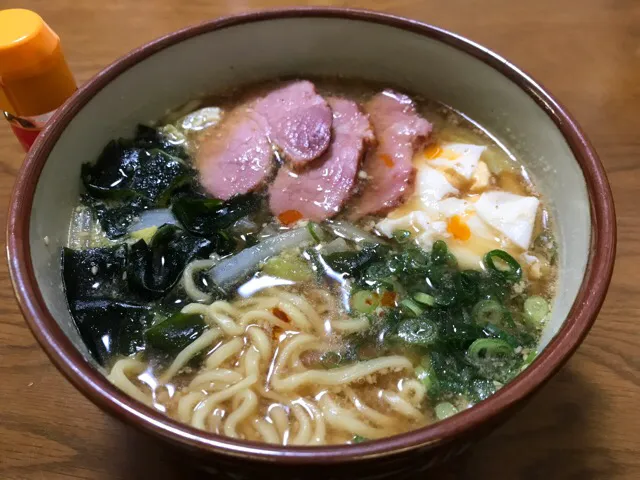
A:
1;0;638;478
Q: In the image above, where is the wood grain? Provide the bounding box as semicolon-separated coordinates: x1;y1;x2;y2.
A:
1;0;638;478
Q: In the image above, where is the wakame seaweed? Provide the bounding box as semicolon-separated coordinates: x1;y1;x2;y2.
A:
145;312;206;354
323;238;536;404
322;243;389;276
62;245;151;363
127;225;215;299
81;125;194;238
62;224;219;364
62;245;129;305
64;123;266;364
171;192;261;237
82;140;192;204
72;299;152;365
82;194;150;238
132;124;188;159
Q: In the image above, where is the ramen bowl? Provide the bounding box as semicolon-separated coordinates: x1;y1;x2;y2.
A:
7;8;615;479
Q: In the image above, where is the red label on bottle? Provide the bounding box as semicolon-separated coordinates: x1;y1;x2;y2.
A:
9;122;42;151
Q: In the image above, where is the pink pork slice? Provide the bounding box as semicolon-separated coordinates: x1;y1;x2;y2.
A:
196;103;274;200
269;97;374;221
255;80;333;168
348;90;433;219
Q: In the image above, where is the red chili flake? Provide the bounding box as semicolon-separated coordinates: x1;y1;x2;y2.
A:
272;307;289;322
380;291;397;307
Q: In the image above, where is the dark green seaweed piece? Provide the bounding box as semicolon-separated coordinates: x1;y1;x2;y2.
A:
322;243;387;276
62;245;153;364
72;299;152;365
171;193;261;237
62;245;129;305
82;194;150;239
132;124;187;159
127;225;215;299
81;142;141;200
145;312;206;354
80;127;194;239
82;146;192;205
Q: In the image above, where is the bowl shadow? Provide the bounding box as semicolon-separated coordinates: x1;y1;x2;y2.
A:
108;360;614;479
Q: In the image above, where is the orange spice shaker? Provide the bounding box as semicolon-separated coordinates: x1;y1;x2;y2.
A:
0;9;77;151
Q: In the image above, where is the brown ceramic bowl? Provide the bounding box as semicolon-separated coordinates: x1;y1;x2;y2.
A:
7;8;615;479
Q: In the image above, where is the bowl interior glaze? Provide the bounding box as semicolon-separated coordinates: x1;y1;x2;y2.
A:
9;9;610;465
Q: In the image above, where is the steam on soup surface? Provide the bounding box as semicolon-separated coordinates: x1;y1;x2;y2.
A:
63;79;557;445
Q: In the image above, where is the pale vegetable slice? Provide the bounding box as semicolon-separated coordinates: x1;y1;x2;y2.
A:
325;220;386;245
129;209;179;233
210;228;312;287
179;107;223;132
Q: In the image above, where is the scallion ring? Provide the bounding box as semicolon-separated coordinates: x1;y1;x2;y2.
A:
399;298;424;317
524;296;549;325
435;402;458;420
472;299;505;326
414;292;435;306
397;318;438;346
350;290;379;314
467;338;514;362
483;249;522;282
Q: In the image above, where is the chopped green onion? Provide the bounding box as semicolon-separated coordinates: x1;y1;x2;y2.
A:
420;355;432;370
415;365;433;391
350;290;379;314
307;221;322;243
472;299;505;326
352;435;368;443
399;298;424;317
431;240;449;264
483;249;522;282
392;229;411;243
482;323;521;348
129;225;158;243
467;338;514;362
413;292;435;306
145;313;206;354
435;402;458;420
524;350;537;365
262;253;314;282
524;296;549;326
397;318;438;346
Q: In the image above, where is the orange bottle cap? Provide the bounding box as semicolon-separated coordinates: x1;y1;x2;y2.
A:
0;9;60;78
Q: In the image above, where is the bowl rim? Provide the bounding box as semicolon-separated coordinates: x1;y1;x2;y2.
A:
7;7;616;464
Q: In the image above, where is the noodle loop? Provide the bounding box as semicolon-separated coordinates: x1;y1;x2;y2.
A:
109;288;430;444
